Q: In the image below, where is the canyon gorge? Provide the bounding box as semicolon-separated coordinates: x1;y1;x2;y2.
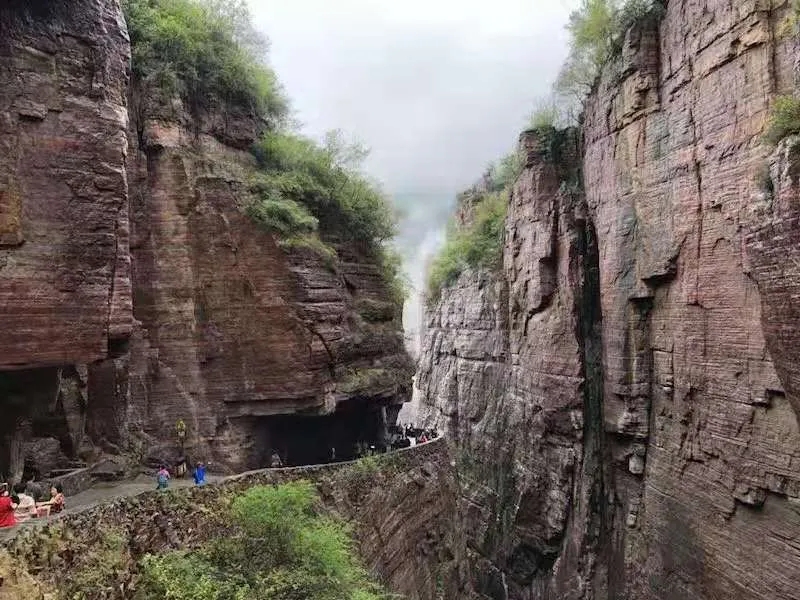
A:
2;1;800;599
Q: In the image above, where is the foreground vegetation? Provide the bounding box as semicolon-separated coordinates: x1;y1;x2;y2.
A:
136;482;391;600
124;0;405;302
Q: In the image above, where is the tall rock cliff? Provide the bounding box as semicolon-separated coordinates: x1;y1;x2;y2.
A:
0;0;412;477
418;1;800;598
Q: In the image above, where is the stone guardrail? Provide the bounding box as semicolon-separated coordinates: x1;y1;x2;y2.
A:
0;437;447;544
0;437;457;600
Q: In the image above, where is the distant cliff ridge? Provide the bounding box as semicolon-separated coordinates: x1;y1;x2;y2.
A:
418;1;800;598
0;0;412;478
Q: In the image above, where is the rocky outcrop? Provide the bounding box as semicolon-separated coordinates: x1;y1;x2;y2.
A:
0;0;411;476
101;111;411;470
0;0;130;481
419;1;800;598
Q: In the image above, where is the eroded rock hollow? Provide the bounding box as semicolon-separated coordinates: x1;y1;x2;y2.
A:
418;1;800;598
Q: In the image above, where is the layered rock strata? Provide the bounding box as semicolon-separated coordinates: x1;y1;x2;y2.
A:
0;0;131;369
419;1;800;598
0;0;411;475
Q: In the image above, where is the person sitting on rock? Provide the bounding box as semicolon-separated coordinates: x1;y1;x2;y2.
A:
193;462;207;486
12;483;36;523
0;484;19;528
45;483;65;513
156;465;171;491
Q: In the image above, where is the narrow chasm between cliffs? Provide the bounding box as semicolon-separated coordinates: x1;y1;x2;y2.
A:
5;1;800;599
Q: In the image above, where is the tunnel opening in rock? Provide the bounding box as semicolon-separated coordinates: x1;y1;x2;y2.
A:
255;399;396;467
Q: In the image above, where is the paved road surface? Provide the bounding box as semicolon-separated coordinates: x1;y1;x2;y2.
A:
0;474;221;542
0;438;444;543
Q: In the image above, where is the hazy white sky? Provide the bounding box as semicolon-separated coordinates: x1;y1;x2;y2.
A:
248;0;575;194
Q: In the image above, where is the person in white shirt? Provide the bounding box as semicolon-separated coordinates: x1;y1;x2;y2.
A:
12;483;36;523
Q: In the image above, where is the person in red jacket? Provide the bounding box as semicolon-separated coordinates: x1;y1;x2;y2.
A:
0;483;20;528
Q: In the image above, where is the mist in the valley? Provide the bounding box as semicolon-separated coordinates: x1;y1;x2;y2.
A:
248;1;575;401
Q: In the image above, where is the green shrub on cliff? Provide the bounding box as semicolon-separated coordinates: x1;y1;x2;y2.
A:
426;190;507;302
252;131;397;245
555;0;666;104
486;150;524;193
136;482;391;600
250;130;406;302
765;95;800;146
125;0;405;302
124;0;288;121
246;195;319;237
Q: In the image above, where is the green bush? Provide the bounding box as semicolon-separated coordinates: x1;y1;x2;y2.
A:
426;191;508;302
251;130;405;301
246;196;318;236
486;151;524;193
252;131;398;245
136;482;391;600
529;103;560;131
764;95;800;146
136;552;247;600
124;0;288;121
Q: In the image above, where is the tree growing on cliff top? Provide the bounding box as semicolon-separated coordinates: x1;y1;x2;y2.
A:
555;0;665;105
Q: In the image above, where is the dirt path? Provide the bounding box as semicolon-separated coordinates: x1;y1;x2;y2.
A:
61;474;223;513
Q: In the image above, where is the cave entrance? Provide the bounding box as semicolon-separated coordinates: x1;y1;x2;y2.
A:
256;399;392;467
0;366;86;482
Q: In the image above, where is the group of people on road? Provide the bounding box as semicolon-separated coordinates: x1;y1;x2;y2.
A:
264;424;441;469
389;424;440;449
0;481;65;528
154;460;207;491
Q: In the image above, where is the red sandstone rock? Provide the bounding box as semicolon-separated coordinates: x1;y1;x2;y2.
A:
0;1;411;474
106;118;411;470
419;2;800;598
0;0;131;368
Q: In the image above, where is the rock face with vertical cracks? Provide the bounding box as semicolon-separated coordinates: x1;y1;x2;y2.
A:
104;115;412;470
419;1;800;598
418;129;602;599
0;0;412;475
0;0;132;368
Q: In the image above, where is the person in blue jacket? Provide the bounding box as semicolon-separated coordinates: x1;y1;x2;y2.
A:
193;461;207;486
